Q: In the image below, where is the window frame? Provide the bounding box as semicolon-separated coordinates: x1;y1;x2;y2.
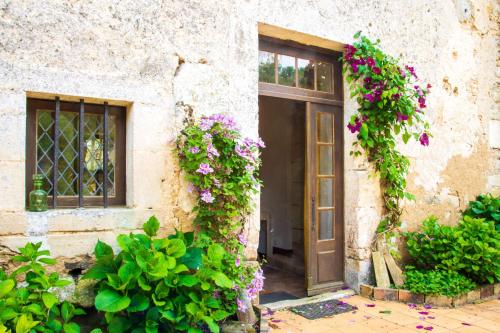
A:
26;98;127;208
258;36;343;106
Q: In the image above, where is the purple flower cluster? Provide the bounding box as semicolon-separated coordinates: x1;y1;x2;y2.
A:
396;112;408;122
237;233;248;246
200;189;215;203
188;146;200;154
207;142;220;159
200;114;239;132
347;116;367;133
245;268;265;300
419;132;429;146
196;163;214;175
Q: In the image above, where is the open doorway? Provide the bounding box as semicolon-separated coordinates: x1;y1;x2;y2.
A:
258;95;307;299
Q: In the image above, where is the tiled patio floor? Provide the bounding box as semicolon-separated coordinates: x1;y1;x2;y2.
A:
265;295;500;333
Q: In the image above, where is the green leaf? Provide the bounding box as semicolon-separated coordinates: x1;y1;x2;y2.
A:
38;257;57;265
118;261;140;283
212;310;230;321
360;123;368;140
15;314;39;333
0;279;15;298
212;272;233;289
89;329;103;333
143;216;160;237
167;239;186;258
185;302;199;316
95;240;114;259
402;132;411;144
108;316;131;333
178;275;199;287
61;301;73;322
202;316;219;333
207;244;224;262
137;275;152;291
95;290;131;312
0;308;17;321
63;322;80;333
180;247;203;269
128;293;150;312
42;292;59;309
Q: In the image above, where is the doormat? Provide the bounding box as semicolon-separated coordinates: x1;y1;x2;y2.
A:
260;291;299;304
289;299;356;320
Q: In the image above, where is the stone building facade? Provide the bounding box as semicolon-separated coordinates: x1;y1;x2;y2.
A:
0;0;498;290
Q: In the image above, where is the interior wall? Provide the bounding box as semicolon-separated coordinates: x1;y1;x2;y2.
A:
259;96;305;253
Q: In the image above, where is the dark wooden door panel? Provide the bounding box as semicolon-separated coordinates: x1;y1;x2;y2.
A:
306;102;344;295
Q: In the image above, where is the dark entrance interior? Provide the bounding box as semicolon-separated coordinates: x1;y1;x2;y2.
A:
258;95;307;299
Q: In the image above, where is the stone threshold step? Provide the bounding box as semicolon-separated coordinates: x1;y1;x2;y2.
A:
261;289;355;311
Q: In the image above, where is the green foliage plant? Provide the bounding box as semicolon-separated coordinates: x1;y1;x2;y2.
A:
403;267;476;297
341;32;432;232
405;215;500;284
462;193;500;231
84;216;248;333
0;242;83;333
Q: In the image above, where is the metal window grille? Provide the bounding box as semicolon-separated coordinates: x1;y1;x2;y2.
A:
26;97;126;208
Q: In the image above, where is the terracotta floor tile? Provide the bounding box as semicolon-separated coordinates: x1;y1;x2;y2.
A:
443;309;484;323
453;325;497;333
473;318;500;332
419;315;466;330
381;312;424;325
358;317;401;331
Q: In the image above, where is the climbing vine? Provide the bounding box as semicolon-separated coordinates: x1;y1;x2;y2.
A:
176;114;265;311
341;33;431;232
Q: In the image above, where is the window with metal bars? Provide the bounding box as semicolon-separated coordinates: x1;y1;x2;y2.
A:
26;98;126;208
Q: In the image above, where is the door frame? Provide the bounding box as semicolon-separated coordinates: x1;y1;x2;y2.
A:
258;36;345;294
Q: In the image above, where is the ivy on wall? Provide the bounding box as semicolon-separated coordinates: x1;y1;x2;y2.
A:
341;33;432;232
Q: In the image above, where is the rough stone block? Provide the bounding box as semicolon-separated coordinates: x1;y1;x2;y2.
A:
495;283;500;296
466;289;481;303
452;294;467;307
425;295;452;307
373;287;398;301
398;289;425;304
480;284;494;299
360;284;374;298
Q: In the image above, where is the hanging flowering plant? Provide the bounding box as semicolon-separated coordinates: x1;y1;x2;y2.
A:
342;33;432;232
176;114;265;312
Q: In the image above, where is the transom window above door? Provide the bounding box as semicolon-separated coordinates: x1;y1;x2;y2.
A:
258;36;343;104
26;98;126;208
259;50;334;93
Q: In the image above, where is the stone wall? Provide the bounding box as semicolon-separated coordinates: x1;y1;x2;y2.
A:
0;0;498;288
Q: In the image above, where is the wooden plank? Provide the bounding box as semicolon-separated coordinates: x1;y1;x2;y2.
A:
384;252;405;287
372;251;390;288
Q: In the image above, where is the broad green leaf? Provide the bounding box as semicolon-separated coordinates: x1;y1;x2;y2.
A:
95;240;114;259
95;290;131;312
15;314;39;333
108;316;131;333
143;216;160;237
89;329;103;333
202;316;219;333
402;132;411;144
63;322;80;333
185;302;199;316
24;303;43;316
0;324;8;333
178;275;199;287
137;275;152;291
61;301;73;322
118;262;140;283
128;294;150;312
207;244;224;262
212;310;230;321
212;272;233;289
38;258;57;265
0;279;15;298
360;123;368;140
167;239;186;258
180;248;203;270
42;292;59;309
0;308;17;321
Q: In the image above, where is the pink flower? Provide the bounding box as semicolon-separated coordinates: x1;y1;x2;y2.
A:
200;190;215;203
396;112;408;122
366;57;376;68
188;146;200;154
365;304;376;307
196;163;214;175
372;67;381;75
237;233;248;246
235;257;241;267
207;143;220;159
245;164;255;172
237;298;248;312
419;133;429;146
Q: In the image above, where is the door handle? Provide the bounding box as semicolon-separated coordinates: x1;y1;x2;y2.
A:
312;196;316;230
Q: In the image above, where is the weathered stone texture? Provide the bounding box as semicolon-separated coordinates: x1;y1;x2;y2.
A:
0;0;498;290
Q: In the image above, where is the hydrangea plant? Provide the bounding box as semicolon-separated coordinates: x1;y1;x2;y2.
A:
176;114;265;312
342;32;432;232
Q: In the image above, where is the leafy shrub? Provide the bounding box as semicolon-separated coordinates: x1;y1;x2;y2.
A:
405;216;500;284
0;242;83;333
84;216;252;333
462;193;500;231
403;267;476;297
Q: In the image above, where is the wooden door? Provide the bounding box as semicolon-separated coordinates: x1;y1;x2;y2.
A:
305;102;344;295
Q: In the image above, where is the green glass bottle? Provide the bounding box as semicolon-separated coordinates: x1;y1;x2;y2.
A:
29;174;48;212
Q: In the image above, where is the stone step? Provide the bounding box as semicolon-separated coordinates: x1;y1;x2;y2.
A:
261;288;355;311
